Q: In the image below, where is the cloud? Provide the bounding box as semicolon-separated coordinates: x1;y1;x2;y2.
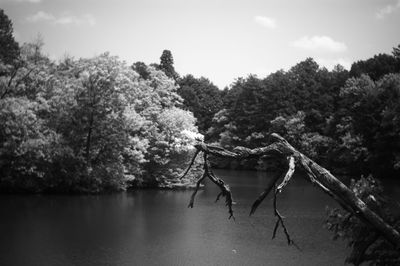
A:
54;14;96;26
292;35;347;53
254;16;276;29
315;58;352;70
26;11;96;26
376;0;400;19
26;11;54;22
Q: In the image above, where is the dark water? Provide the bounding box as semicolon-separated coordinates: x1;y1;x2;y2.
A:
0;170;399;266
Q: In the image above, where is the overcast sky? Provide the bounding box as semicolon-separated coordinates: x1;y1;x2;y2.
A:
2;0;400;88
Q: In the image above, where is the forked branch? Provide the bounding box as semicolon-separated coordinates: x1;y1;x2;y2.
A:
181;134;400;249
186;152;235;219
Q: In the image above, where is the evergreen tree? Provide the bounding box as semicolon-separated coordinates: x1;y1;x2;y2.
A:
159;49;179;81
0;9;20;65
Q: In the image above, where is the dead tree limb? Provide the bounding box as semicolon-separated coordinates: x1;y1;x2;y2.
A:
183;152;235;220
181;133;400;249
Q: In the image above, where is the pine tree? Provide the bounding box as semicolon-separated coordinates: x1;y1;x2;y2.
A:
0;9;20;65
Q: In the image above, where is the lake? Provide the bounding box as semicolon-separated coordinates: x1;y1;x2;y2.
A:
1;170;399;266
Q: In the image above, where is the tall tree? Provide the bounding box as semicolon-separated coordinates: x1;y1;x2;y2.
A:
159;49;179;81
0;9;20;66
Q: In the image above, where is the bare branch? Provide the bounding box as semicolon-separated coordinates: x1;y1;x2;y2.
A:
202;153;234;219
206;164;235;220
186;152;235;220
215;192;223;202
276;156;295;193
272;185;294;245
180;149;200;179
188;172;207;208
250;171;283;216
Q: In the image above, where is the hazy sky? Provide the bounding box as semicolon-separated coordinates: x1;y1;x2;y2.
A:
2;0;400;88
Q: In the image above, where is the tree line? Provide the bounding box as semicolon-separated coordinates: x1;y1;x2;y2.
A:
1;8;400;193
176;46;400;180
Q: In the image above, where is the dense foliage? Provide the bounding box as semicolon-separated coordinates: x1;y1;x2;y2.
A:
178;75;223;134
0;34;201;192
1;8;399;190
203;52;400;178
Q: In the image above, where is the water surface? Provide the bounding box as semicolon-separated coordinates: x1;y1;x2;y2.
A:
1;170;398;266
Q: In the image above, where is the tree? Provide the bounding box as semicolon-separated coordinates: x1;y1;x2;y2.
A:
159;49;179;81
0;9;20;66
181;134;400;264
0;97;60;191
330;73;400;177
178;75;223;134
350;53;400;81
392;44;400;60
132;61;150;80
0;47;200;192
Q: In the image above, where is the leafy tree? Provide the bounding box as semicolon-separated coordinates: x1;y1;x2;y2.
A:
127;66;200;186
325;73;400;177
132;61;150;80
270;111;334;161
0;97;60;191
0;43;200;192
178;75;223;134
0;9;20;66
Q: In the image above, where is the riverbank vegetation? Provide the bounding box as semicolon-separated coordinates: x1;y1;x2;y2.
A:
1;9;400;193
0;10;204;193
194;50;400;180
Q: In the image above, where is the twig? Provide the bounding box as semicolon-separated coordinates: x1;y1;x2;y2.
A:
272;185;294;245
272;186;294;245
250;171;283;216
215;192;223;202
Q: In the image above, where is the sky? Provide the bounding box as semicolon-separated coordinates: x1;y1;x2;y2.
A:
2;0;400;89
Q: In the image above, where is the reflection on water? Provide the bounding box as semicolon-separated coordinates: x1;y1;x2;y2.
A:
0;170;398;266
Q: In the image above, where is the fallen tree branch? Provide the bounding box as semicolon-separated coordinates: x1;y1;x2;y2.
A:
181;133;400;249
186;152;235;219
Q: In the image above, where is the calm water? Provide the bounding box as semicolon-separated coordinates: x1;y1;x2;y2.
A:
1;170;399;266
